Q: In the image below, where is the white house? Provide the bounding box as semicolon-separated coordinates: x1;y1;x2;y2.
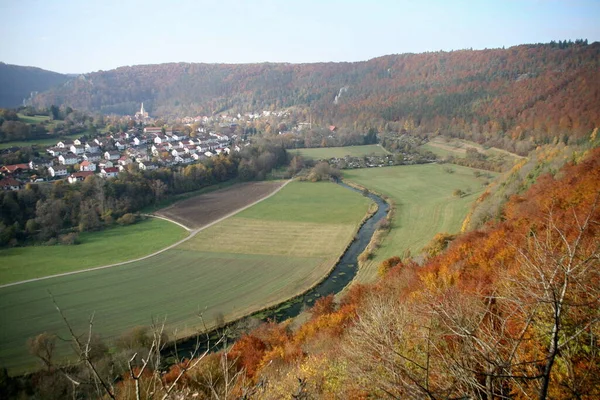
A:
48;166;68;177
29;158;53;170
115;141;128;151
58;153;79;165
98;159;114;169
85;143;100;153
79;160;96;172
67;171;94;184
117;156;132;166
104;151;121;160
100;167;119;178
138;161;157;171
83;152;102;162
56;140;74;148
69;145;85;155
46;147;64;157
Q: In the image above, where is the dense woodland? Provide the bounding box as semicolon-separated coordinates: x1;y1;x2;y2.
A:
0;142;288;247
0;63;70;108
31;41;600;153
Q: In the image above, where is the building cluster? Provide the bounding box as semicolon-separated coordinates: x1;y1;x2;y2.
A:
0;125;239;190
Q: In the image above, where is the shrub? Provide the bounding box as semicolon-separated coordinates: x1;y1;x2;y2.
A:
117;213;137;225
59;232;79;245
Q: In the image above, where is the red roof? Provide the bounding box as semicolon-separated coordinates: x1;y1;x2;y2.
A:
0;177;23;187
1;163;29;173
103;167;119;173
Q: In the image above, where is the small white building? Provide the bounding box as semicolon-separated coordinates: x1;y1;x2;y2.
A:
58;153;79;165
104;151;121;161
48;166;68;177
79;160;96;172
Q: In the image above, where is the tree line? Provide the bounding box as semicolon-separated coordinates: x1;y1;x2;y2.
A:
0;141;288;247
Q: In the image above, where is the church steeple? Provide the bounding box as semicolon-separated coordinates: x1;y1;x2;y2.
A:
140;102;145;115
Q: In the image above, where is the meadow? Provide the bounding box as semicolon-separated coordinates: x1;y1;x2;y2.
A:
17;114;51;124
343;164;493;282
421;136;522;160
0;181;371;373
291;144;389;160
0;218;189;285
0;132;83;150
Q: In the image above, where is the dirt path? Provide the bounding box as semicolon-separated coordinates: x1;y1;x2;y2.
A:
0;180;292;289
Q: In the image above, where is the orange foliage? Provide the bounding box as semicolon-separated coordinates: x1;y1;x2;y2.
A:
228;335;266;379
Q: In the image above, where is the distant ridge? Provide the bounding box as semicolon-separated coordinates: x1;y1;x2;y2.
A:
0;63;70;108
26;42;600;148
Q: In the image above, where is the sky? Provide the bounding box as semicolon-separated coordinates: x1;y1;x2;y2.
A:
1;0;599;74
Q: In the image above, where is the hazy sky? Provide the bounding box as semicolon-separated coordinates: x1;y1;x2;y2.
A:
1;0;599;74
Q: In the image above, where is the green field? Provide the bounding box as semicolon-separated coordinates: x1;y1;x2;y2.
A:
421;137;522;160
0;181;371;373
17;114;51;124
0;218;189;285
292;145;389;160
343;164;493;282
0;132;83;150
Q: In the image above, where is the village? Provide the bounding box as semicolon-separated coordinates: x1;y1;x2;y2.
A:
0;105;241;190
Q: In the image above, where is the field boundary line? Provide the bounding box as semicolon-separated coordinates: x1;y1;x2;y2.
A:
0;179;292;289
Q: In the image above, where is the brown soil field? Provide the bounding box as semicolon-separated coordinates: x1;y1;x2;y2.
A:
154;181;286;229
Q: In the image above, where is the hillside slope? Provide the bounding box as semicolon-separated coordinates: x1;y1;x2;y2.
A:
0;63;70;108
31;42;600;149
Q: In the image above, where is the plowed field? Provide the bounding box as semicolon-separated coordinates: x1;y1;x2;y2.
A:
155;181;285;229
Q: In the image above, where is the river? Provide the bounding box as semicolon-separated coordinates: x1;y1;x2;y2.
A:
163;182;389;359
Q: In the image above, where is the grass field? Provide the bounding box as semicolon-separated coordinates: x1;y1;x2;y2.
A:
0;218;189;285
0;181;371;373
0;132;83;150
343;164;494;282
291;144;389;160
421;137;522;160
17;114;51;124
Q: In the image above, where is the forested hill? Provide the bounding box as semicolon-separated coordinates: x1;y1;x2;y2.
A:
0;63;70;108
32;42;600;146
